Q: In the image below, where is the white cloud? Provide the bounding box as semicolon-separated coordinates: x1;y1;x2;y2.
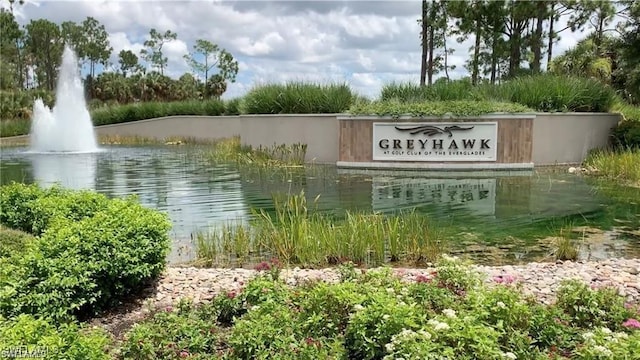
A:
5;0;617;100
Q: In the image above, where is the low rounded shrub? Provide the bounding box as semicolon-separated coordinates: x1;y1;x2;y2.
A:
0;226;34;258
0;183;171;322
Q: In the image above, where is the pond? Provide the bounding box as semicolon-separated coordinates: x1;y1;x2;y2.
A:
1;145;639;265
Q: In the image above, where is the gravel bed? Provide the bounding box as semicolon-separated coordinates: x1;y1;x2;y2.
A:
92;258;640;339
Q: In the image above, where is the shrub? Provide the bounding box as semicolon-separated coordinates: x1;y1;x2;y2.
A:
0;226;34;258
611;121;640;149
347;100;533;118
224;98;242;115
119;300;222;359
0;183;171;322
91;100;225;126
555;279;635;331
0;314;111;360
344;292;426;359
228;300;344;359
242;82;354;114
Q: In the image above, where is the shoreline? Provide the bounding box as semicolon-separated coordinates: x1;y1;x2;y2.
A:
92;257;640;339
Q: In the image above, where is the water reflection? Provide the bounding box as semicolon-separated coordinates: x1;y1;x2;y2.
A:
29;152;97;190
1;146;639;265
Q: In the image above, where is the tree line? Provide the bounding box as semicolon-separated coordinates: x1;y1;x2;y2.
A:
0;9;239;102
419;0;639;104
0;1;638;105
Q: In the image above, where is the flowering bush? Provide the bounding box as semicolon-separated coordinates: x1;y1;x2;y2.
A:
118;255;640;359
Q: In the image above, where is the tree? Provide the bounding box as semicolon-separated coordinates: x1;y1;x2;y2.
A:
25;19;63;91
418;0;448;86
449;0;485;85
0;9;24;89
616;1;640;103
140;28;177;75
60;21;83;55
81;17;112;80
572;0;617;55
183;39;238;97
118;50;141;77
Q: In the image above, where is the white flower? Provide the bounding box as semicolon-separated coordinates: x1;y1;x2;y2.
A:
503;352;517;360
385;343;395;352
353;304;365;311
496;301;507;309
581;332;595;341
593;345;612;357
383;314;390;320
600;327;612;335
614;332;629;339
417;329;432;340
428;319;450;331
386;287;395;294
442;309;457;318
250;305;260;311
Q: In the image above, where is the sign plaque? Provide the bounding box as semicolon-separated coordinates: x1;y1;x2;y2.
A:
372;122;498;162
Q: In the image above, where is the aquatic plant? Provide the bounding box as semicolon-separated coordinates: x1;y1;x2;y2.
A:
195;190;448;267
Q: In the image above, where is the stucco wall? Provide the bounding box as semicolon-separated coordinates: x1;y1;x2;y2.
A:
2;113;621;167
95;114;339;163
531;113;621;165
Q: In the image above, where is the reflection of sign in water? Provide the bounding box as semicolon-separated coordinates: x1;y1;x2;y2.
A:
372;177;496;216
373;122;498;161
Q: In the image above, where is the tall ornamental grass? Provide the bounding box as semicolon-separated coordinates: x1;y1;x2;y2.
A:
381;75;618;113
242;82;355;114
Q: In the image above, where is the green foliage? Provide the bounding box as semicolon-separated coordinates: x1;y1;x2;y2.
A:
378;75;617;113
207;136;307;170
242;82;355;114
224;98;242;115
345;291;425;359
196;191;447;268
91;100;226;126
119;300;222;359
0;89;54;119
0;314;111;360
498;75;617;112
116;255;640;359
348;100;532;118
555;279;635;331
584;149;640;185
0;226;34;258
611;120;640;150
0;183;171;322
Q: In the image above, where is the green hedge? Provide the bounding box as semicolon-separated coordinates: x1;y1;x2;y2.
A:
91;100;226;126
348;100;533;118
0;183;171;322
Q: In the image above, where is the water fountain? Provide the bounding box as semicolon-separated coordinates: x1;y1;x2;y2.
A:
29;45;98;153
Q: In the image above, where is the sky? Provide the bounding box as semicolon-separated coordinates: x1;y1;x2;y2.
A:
3;0;605;99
